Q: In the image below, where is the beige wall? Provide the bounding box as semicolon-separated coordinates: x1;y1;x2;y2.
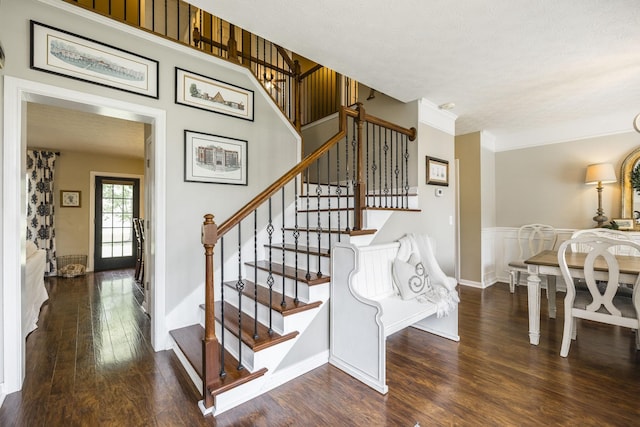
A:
495;132;639;229
455;132;482;283
51;151;145;263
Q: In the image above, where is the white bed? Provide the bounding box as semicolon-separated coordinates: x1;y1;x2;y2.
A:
22;241;48;339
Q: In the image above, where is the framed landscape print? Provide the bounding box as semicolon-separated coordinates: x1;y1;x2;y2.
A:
175;67;254;121
30;20;159;99
184;130;248;185
426;156;449;186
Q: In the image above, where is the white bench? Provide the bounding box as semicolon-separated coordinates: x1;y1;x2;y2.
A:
329;241;459;394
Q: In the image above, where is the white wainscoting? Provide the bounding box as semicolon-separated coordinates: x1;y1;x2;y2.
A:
483;227;576;289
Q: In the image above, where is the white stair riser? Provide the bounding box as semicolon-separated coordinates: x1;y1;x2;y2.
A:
224;289;286;334
262;249;331;276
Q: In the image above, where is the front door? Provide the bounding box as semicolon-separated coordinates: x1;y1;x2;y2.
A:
94;176;140;271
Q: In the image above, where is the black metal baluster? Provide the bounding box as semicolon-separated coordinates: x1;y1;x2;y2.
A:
326;149;331;255
266;198;274;334
372;124;377;207
336;142;342;241
281;188;287;307
378;125;382;208
394;130;400;208
403;134;409;209
366;122;370;207
316;160;322;277
344;123;350;232
219;236;226;377
305;169;311;279
253;209;258;339
384;128;389;208
293;176;300;302
236;224;244;370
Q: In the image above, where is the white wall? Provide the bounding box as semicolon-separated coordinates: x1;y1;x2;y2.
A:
0;0;299;392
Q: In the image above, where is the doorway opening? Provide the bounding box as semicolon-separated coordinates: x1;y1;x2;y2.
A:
2;76;167;395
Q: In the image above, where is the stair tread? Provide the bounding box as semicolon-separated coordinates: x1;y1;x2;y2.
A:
365;207;421;212
214;301;299;351
223;279;323;315
264;243;330;257
169;325;267;396
282;227;376;236
247;260;331;285
297;207;354;213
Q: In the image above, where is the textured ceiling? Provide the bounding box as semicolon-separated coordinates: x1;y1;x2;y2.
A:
27;103;145;159
191;0;640;148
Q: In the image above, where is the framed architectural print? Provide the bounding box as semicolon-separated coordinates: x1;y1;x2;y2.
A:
175;67;254;121
30;20;159;99
426;156;449;186
184;130;248;185
60;190;81;207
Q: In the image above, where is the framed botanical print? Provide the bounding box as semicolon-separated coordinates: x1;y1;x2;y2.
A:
60;190;81;207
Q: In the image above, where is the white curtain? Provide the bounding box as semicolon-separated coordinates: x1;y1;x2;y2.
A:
26;150;57;275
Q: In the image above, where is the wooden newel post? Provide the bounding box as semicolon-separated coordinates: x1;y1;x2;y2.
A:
354;103;366;230
201;214;219;409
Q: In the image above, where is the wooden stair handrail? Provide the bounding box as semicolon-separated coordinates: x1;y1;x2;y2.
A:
216;104;416;239
217;106;355;238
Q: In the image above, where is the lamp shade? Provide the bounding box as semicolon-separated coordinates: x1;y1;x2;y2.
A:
585;163;617;185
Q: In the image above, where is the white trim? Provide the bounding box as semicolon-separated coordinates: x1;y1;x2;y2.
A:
2;76;167;394
0;383;6;408
88;172;144;273
492;110;636;152
418;98;457;135
263;350;329;393
458;279;486;288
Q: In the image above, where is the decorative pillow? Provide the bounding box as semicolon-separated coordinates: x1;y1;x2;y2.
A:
26;241;38;259
59;263;86;278
392;256;430;300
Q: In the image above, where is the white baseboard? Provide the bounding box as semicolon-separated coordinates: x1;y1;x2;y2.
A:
0;383;6;408
458;279;485;288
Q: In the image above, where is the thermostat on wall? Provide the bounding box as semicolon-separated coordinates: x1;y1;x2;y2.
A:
435;188;444;197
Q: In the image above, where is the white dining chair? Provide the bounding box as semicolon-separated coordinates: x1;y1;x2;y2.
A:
557;235;640;357
570;228;640;256
507;224;558;293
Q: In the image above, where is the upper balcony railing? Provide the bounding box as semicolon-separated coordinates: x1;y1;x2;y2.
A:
64;0;358;129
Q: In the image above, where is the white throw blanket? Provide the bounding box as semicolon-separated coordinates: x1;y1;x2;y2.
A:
396;233;459;317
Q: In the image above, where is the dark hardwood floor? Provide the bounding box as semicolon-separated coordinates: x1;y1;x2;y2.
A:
1;271;639;426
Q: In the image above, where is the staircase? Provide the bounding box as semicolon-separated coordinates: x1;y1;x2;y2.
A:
168;105;417;416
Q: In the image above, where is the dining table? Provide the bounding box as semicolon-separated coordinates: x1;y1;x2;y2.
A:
524;249;640;345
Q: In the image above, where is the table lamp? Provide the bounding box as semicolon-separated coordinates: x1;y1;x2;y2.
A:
585;163;617;227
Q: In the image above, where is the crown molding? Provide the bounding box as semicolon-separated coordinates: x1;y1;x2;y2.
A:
418;98;457;135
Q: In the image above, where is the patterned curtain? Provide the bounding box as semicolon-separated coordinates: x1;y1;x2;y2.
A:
26;150;57;275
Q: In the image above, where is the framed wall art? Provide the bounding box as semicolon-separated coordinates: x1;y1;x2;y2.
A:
426;156;449;186
175;67;254;121
612;218;634;230
30;20;159;99
184;130;248;185
60;190;81;207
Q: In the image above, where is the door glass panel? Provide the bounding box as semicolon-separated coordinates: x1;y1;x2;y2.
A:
100;182;134;260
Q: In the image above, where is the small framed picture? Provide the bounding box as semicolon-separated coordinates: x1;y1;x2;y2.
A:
60;190;81;207
426;156;449;186
612;218;634;230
